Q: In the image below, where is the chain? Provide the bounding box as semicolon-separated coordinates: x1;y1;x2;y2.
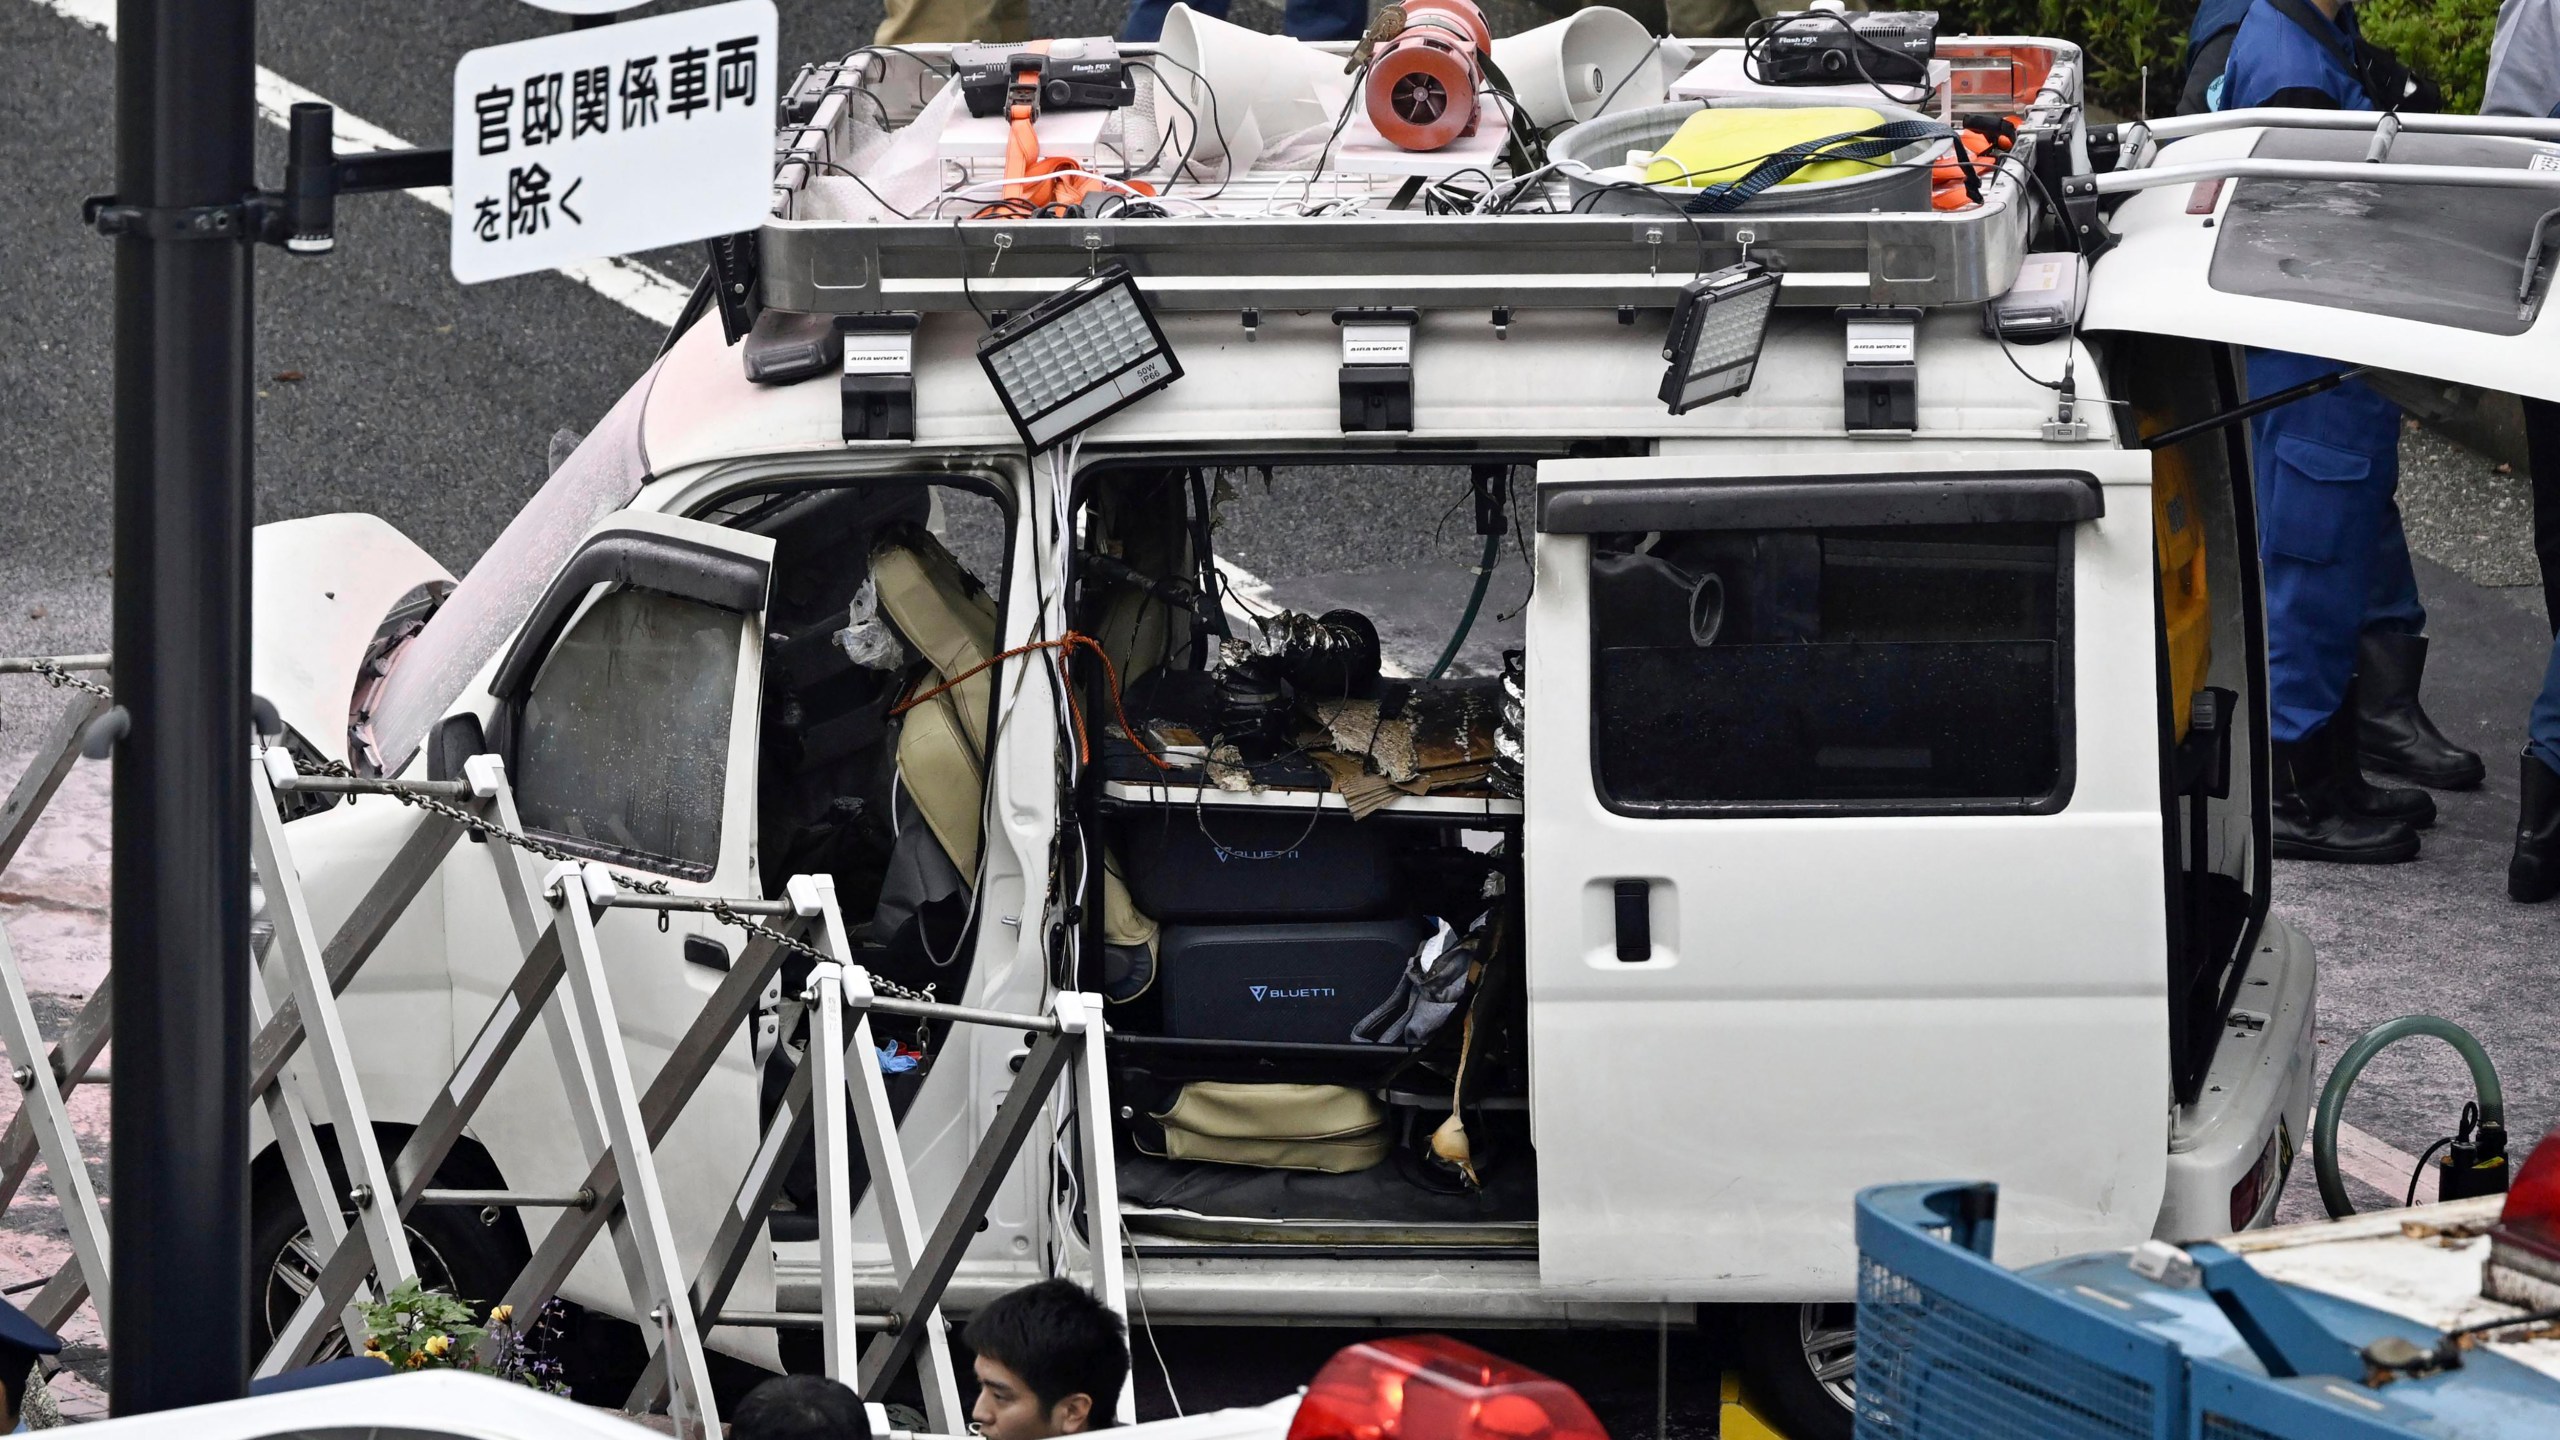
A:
25;660;112;701
291;756;932;1004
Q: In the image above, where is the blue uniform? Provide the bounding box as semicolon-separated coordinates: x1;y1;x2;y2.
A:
2219;0;2417;744
1122;0;1366;44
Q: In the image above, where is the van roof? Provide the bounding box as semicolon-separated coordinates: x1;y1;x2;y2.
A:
754;36;2086;322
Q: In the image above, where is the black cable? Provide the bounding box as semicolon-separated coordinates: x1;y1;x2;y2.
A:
1312;68;1368;182
953;214;994;327
1566;180;1714;279
2407;1135;2460;1207
1132;54;1234;200
1591;45;1664;122
1740;12;1932;109
809;158;915;219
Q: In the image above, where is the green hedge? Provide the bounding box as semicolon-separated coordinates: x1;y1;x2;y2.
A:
1927;0;2497;115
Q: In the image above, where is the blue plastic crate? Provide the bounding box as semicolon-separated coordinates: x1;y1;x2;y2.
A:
1854;1181;2560;1440
1854;1182;2183;1440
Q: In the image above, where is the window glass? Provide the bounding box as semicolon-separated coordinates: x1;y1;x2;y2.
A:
1590;523;2066;812
516;587;742;877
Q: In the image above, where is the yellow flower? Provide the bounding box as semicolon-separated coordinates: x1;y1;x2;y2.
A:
489;1305;513;1324
406;1353;427;1368
424;1334;451;1357
363;1335;383;1352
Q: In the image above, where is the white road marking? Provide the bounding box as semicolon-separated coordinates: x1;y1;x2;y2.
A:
32;0;694;327
2331;1120;2430;1204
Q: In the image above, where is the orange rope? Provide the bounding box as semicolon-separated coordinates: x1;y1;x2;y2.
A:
890;631;1173;772
973;63;1157;217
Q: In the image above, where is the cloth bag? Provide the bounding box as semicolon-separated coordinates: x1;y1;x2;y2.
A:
1144;1082;1388;1173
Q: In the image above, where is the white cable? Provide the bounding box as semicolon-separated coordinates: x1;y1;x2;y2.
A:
1123;1231;1183;1417
924;174;1218;218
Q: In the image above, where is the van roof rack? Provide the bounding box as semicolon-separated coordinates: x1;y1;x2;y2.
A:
752;37;2086;317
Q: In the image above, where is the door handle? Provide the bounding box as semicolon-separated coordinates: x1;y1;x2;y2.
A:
683;934;732;972
1613;879;1652;963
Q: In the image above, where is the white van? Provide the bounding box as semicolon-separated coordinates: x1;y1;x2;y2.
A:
239;33;2560;1439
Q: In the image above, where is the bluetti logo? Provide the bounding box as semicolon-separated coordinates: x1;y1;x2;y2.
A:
1247;984;1337;1002
1213;846;1302;863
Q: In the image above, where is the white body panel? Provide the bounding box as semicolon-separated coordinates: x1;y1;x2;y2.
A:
62;1369;1300;1440
251;513;452;766
1525;447;2169;1298
2083;125;2560;402
2158;912;2317;1241
261;304;2310;1337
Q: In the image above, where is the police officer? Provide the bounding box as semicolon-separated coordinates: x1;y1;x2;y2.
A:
0;1297;61;1432
2212;0;2476;863
2477;0;2560;898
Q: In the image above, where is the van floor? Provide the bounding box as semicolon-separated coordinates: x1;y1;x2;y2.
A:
1120;1150;1538;1228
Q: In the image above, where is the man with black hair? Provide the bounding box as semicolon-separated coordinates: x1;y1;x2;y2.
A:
964;1279;1130;1440
733;1373;874;1440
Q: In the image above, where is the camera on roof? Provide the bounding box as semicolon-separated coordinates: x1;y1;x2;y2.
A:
1761;9;1939;88
955;37;1137;118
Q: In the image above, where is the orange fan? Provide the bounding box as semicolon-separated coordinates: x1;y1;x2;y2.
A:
1361;0;1494;152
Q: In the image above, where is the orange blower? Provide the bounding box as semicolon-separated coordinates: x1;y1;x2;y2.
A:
1360;0;1494;152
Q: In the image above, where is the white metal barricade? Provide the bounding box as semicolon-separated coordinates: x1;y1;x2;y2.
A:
0;655;1131;1433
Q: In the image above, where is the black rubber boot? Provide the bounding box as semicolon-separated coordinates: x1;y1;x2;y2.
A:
2273;728;2421;864
2510;751;2560;902
2356;631;2487;790
2332;679;2435;830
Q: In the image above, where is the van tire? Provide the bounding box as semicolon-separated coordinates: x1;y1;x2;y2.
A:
248;1158;530;1362
1730;1303;1857;1440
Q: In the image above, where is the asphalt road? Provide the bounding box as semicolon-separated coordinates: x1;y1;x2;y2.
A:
3;0;2559;1426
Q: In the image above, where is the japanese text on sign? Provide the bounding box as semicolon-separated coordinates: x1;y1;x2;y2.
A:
449;0;776;284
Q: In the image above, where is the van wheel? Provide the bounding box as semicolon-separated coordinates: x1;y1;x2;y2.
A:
249;1171;528;1363
1731;1302;1857;1440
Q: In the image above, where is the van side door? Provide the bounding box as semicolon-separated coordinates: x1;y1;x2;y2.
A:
1523;448;2161;1298
439;510;774;1310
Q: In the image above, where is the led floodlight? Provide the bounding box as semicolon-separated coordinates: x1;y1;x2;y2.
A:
976;264;1182;450
1658;261;1779;415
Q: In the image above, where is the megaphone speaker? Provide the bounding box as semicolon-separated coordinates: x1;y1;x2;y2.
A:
1156;3;1351;169
1490;6;1665;131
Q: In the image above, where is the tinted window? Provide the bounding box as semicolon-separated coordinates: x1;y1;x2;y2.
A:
1590;524;2067;813
516;587;742;877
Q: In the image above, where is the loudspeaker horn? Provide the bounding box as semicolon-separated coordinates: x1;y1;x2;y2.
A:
1491;6;1667;131
1155;3;1351;170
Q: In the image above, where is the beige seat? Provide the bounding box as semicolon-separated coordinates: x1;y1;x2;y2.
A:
872;534;1157;955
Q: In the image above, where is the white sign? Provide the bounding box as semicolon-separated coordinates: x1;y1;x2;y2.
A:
450;0;777;284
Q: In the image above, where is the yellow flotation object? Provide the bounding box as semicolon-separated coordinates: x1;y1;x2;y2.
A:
1644;105;1892;189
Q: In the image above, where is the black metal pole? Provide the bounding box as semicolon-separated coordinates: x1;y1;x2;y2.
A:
108;0;255;1412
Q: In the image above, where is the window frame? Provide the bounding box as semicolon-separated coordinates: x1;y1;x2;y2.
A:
489;521;774;883
1585;520;2081;821
507;584;753;881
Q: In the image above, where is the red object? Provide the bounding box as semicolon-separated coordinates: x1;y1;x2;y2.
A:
1362;0;1493;153
2228;1128;2280;1231
2486;1124;2560;1307
1285;1336;1609;1440
2498;1124;2560;1246
983;46;1157;216
1929;128;2000;211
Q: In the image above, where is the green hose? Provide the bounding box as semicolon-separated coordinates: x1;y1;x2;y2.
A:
1427;533;1502;681
2312;1014;2505;1218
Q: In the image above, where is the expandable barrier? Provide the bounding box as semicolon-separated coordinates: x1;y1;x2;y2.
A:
0;657;1127;1435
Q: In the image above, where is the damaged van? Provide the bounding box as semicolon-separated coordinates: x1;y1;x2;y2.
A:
241;27;2560;1439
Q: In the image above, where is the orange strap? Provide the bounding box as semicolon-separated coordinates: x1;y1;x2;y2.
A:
891;631;1173;773
979;63;1158;216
